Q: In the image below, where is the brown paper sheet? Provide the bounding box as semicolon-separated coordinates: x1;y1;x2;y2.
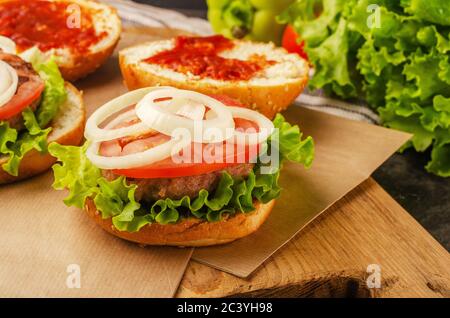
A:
192;106;411;277
0;174;193;297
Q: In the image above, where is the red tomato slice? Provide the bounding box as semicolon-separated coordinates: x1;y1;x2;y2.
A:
100;95;262;179
208;94;245;107
115;158;239;179
0;79;45;120
282;25;308;61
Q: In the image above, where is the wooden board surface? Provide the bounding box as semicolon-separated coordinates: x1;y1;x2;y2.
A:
177;178;450;298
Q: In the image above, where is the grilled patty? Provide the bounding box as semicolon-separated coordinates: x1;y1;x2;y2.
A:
102;163;255;202
0;51;43;130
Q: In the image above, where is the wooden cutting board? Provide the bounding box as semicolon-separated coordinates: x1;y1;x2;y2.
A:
119;27;450;298
177;178;450;298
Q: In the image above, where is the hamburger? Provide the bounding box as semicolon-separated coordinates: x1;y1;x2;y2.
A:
0;36;84;184
49;87;314;246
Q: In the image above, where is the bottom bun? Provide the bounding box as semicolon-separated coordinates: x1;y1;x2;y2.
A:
85;199;276;247
0;83;85;184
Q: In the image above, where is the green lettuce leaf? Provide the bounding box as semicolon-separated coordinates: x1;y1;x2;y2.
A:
403;0;450;26
438;54;450;85
279;0;349;48
271;114;314;167
356;38;406;107
424;96;450;176
49;142;101;208
403;49;449;102
348;0;403;41
50;115;315;232
426;128;450;177
0;109;51;176
307;18;358;98
279;0;450;177
33;58;67;128
379;102;434;151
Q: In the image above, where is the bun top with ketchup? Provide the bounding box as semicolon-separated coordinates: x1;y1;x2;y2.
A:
120;35;309;119
49;87;314;246
0;0;121;81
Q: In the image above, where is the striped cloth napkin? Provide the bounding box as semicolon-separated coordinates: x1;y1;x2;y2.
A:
103;0;380;124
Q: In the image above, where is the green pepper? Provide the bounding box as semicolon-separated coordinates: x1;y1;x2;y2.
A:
207;0;295;45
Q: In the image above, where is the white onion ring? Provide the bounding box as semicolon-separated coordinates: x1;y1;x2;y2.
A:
206;106;274;145
86;107;193;170
0;36;16;54
229;106;274;145
0;60;19;108
84;87;169;142
136;88;235;143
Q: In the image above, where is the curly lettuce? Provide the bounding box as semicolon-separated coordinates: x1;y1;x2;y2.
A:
33;58;67;127
280;0;450;177
49;114;314;232
0;109;51;176
403;0;450;26
0;55;66;176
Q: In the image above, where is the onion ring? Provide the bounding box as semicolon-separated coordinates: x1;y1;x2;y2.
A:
206;106;274;145
0;36;16;54
0;60;19;108
135;88;235;143
84;87;169;142
229;106;274;145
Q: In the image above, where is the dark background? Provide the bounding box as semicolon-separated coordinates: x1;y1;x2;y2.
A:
134;0;450;250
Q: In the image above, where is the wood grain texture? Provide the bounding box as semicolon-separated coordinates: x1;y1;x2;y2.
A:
177;178;450;298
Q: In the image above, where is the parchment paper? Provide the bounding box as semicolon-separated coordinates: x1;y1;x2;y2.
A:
0;173;193;297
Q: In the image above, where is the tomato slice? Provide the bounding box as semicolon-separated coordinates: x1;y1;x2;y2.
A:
114;157;242;179
282;25;308;62
208;94;245;107
0;79;45;120
100;95;262;179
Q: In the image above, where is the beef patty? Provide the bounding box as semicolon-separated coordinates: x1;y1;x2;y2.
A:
0;51;43;130
102;163;255;202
